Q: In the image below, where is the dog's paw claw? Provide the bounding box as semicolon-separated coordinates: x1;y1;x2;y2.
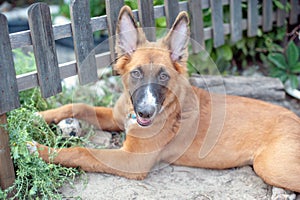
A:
26;140;38;154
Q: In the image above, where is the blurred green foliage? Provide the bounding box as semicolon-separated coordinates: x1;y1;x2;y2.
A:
268;41;300;88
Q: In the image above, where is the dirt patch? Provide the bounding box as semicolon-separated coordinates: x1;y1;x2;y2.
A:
60;166;270;200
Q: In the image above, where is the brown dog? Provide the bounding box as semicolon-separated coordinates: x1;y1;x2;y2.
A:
33;6;300;192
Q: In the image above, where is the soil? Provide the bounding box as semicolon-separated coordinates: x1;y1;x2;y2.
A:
61;166;270;200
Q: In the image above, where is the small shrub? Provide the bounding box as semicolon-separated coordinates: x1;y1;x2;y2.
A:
268;41;300;88
0;105;82;199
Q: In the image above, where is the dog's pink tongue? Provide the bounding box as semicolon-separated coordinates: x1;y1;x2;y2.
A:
137;116;152;126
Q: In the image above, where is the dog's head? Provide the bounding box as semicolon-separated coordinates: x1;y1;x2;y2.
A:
114;6;190;127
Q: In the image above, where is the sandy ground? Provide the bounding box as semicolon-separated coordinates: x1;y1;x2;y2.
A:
60;166;271;200
60;165;300;200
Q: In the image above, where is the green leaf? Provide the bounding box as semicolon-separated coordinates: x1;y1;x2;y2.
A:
291;62;300;73
257;28;263;37
274;0;285;9
205;39;213;54
285;2;291;12
289;75;299;89
259;53;268;63
267;53;288;70
286;41;299;67
272;43;284;52
216;44;233;61
270;68;288;82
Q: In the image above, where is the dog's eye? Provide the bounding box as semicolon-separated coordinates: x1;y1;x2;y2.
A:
159;72;169;81
130;70;142;79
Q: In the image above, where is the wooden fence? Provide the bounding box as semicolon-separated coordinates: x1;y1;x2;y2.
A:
0;0;299;190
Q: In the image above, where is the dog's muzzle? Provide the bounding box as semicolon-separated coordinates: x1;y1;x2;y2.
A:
135;104;156;126
131;83;166;127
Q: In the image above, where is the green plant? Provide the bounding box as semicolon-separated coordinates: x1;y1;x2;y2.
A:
1;48;125;198
13;49;49;109
0;104;83;199
187;0;290;75
0;50;86;198
187;39;226;75
59;0;106;19
13;49;36;75
268;41;300;88
59;0;138;19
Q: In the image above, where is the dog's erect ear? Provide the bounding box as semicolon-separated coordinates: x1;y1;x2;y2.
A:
163;12;189;63
116;6;146;57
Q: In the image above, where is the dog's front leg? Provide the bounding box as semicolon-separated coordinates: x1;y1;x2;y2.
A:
30;142;157;180
39;103;122;131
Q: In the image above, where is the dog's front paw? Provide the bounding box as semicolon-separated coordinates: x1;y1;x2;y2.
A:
38;108;68;124
38;110;57;124
26;140;38;154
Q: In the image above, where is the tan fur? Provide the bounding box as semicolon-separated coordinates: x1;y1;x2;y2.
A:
37;6;300;192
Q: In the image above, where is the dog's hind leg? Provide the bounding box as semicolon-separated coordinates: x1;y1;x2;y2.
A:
39;103;122;131
253;121;300;193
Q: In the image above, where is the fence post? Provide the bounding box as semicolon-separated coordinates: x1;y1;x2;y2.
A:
289;0;299;25
106;0;124;75
262;0;273;32
188;0;205;52
28;3;62;98
0;114;15;190
277;0;286;27
247;0;258;37
164;0;179;29
138;0;156;42
210;0;225;47
0;14;18;190
0;14;20;115
70;0;98;85
230;0;242;43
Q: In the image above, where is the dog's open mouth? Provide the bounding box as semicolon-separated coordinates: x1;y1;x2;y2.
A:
136;115;153;127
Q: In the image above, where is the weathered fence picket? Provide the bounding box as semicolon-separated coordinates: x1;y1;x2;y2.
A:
0;114;16;190
106;0;124;68
0;15;17;191
0;0;300;191
247;0;258;37
164;0;179;29
210;0;225;47
0;15;20;114
70;0;98;85
138;0;156;42
188;0;205;52
28;3;62;98
262;0;273;32
289;0;299;25
277;0;287;27
230;0;242;43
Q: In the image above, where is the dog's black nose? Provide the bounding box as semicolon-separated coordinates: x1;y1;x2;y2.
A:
137;105;156;119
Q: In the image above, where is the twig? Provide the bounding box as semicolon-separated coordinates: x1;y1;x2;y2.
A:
284;24;300;51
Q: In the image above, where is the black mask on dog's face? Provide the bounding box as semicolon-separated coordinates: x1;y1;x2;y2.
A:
129;65;170;127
